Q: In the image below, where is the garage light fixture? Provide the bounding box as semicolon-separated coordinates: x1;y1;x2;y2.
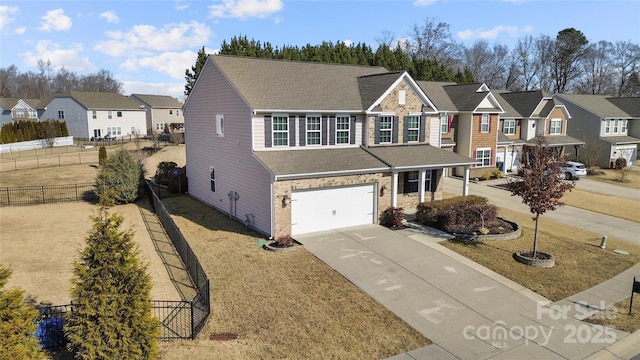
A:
380;185;388;196
282;194;291;206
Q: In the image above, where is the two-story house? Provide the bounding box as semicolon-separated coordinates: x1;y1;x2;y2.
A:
493;90;583;171
130;94;185;135
38;91;147;139
1;98;40;125
556;94;639;168
184;55;476;238
417;82;504;179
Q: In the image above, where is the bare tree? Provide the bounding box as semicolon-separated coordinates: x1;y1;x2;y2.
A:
575;40;615;95
511;35;546;91
407;18;463;69
510;137;574;258
536;35;556;93
611;41;640;96
464;40;509;88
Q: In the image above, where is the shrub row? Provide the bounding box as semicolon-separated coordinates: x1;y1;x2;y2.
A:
0;120;69;144
415;195;488;226
442;204;497;233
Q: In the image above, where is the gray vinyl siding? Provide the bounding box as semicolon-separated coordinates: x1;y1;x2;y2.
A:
560;97;612;168
39;98;89;138
185;60;273;236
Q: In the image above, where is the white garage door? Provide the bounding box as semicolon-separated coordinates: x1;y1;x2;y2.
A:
291;184;375;235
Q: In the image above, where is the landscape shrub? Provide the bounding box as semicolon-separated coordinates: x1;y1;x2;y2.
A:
98;145;107;166
491;168;503;178
415;195;488;226
168;166;188;194
442;204;498;233
481;172;492;181
379;206;405;229
155;161;177;186
95;149;145;205
275;234;294;247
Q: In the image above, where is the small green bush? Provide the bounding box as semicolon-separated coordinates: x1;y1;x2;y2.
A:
415;195;488;226
481;172;491;181
96;149;144;205
379;206;405;229
155;161;177;186
491;168;503;178
98;145;107;166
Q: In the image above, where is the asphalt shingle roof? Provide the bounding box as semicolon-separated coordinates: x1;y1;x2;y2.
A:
39;91;143;110
358;72;404;110
417;81;457;112
209;55;389;111
526;135;585;147
556;94;632;118
606;97;640;117
492;90;521;118
600;136;640;145
443;83;490;112
498;90;546;117
131;94;183;108
363;144;476;169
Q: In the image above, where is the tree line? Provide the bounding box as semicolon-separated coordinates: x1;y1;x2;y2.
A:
0;60;122;99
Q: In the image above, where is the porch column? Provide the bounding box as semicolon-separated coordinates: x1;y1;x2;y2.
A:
463;166;470;196
418;169;426;203
503;146;509;175
391;171;398;207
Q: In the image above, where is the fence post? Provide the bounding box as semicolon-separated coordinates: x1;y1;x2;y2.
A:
6;188;10;206
42;185;45;204
75;184;78;201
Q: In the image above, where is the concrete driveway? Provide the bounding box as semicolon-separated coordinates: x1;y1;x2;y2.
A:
296;225;639;359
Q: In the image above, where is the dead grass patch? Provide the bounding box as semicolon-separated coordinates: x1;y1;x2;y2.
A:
157;196;429;360
584;296;640;333
588;169;640;190
441;208;640;301
561;188;640;223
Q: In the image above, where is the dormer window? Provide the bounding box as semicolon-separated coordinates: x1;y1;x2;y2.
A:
549;119;562;135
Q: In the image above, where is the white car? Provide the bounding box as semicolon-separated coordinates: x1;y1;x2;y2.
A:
561;161;587;180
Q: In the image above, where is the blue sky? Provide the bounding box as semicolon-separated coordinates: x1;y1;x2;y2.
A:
1;0;639;100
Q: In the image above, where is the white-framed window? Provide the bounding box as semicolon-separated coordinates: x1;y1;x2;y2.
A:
16;110;25;117
58;110;65;119
549;119;562;135
216;114;224;137
106;127;122;136
613;119;619;133
130;127;136;135
336;115;350;144
398;90;406;105
475;148;491;167
272;115;289;146
379;116;393;143
621;119;628;133
480;114;490;133
440;114;449;134
29;111;37;119
407;116;419;142
404;171;431;194
306;115;321;145
209;167;216;192
169;110;173;115
156;122;164;131
92;110;97;119
503;119;516;135
117;111;122;118
605;120;611;134
108;110;112;119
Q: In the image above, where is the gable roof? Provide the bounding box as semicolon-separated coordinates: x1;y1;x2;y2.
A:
443;83;503;113
0;97;19;110
206;55;390;112
360;72;438;113
555;94;631;118
498;90;549;117
39;91;143;111
606;97;640;117
417;81;457;112
130;94;183;108
492;90;521;118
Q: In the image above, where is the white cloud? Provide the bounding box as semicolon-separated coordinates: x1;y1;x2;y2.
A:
457;25;533;41
121;50;199;80
274;15;282;24
99;11;119;24
343;39;352;47
38;9;72;31
175;1;189;10
413;0;437;7
0;5;19;30
95;21;212;57
15;27;26;34
122;80;186;100
209;0;283;19
20;40;96;73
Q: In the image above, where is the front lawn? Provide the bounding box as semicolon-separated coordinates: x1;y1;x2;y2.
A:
561;188;640;223
440;208;640;302
588;168;640;190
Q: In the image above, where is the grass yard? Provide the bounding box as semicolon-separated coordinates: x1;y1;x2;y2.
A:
584;296;640;333
588;168;640;190
440;208;640;302
156;196;429;360
561;188;640;223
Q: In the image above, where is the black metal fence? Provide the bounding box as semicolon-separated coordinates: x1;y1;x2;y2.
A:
0;183;97;206
146;181;210;340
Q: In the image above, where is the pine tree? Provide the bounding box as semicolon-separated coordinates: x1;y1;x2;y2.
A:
98;145;107;166
65;210;160;360
95;148;144;205
184;46;208;96
0;267;47;360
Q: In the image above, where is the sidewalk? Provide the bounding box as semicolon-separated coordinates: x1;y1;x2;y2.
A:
296;225;640;359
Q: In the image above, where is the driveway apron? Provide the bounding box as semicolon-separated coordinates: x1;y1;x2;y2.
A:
296;225;635;359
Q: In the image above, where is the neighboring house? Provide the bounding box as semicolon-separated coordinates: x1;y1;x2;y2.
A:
184;55;476;238
130;94;184;134
494;90;583;172
555;94;639;168
1;98;40;125
38;91;147;139
418;82;504;179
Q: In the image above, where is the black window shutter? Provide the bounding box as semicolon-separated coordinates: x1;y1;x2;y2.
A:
299;116;306;146
264;115;272;147
329;116;336;145
350;116;356;144
403;172;410;194
419;115;426;142
289;115;296;146
430;169;439;192
374;116;381;144
392;116;399;143
321;116;328;145
402;116;409;143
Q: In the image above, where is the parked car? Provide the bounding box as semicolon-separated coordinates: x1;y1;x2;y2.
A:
561;161;587;180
